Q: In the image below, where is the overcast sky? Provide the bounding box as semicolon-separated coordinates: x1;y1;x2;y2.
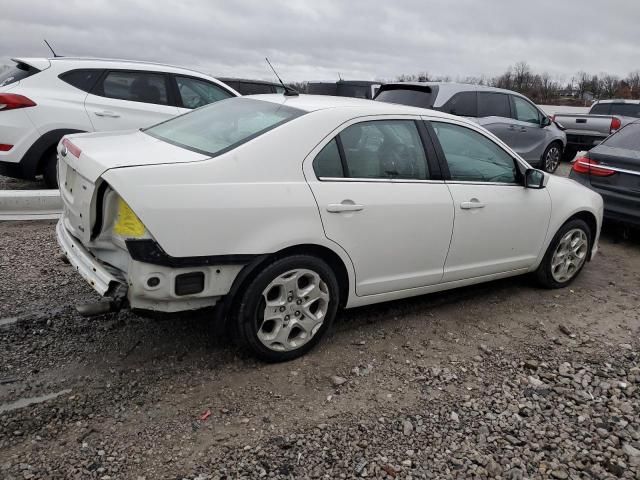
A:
1;0;638;82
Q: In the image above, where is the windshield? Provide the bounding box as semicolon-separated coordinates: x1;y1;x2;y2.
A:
145;97;305;156
375;87;435;109
0;63;39;87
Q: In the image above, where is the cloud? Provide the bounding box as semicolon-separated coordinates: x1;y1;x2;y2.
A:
1;0;638;82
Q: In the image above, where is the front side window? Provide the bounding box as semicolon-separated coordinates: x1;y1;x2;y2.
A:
512;96;540;124
440;91;477;117
145;97;304;156
477;92;510;118
100;71;168;105
432;122;517;183
176;76;233;109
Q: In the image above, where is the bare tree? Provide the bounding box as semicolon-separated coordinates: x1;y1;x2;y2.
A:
600;74;620;99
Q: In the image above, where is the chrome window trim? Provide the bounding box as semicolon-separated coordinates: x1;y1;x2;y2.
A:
445;181;522;187
316;177;445;184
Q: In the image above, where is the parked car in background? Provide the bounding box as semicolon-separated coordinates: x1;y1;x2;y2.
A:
56;94;602;361
217;77;285;95
374;83;567;173
0;57;239;187
554;100;640;161
308;80;381;99
569;121;640;226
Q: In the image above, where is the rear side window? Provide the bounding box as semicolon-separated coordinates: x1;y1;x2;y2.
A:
375;88;435;109
590;103;610;115
313;139;344;178
59;69;103;93
603;123;640;150
176;76;233;108
0;63;39;87
145;97;304;156
478;92;510;118
440;92;477;117
98;71;169;105
610;103;640;118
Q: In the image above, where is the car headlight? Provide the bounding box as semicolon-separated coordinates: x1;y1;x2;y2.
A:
113;197;147;239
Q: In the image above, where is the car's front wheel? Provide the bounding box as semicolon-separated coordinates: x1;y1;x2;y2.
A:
233;255;340;362
535;219;591;288
542;142;562;174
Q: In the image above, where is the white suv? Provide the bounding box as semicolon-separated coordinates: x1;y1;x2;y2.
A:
0;57;239;187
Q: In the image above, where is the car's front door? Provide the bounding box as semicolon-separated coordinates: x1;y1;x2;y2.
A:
85;70;179;131
427;120;552;282
507;95;549;163
304;117;455;296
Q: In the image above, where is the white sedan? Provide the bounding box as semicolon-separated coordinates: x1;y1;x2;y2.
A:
56;95;603;361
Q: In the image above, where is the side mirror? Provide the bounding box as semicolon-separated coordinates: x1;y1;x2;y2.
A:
540;116;552;128
524;168;546;189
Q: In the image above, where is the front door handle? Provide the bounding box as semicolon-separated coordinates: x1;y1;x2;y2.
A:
508;125;517;130
460;199;485;209
94;110;120;118
327;202;365;213
519;127;527;132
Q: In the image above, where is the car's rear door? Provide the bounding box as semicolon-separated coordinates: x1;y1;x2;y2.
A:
304;116;454;296
476;92;517;151
427;118;551;281
84;70;180;131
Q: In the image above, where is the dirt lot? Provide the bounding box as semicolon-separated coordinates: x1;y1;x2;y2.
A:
1;169;640;479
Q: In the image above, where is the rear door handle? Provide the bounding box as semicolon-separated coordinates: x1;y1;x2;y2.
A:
519;127;527;132
508;125;517;130
460;200;485;209
94;110;120;118
327;203;365;213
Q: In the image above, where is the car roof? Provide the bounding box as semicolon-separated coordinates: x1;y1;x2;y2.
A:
382;81;515;95
14;57;217;78
247;93;463;119
218;77;281;86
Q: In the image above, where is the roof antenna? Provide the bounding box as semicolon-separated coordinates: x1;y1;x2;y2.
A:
44;39;61;58
338;72;343;81
265;57;298;96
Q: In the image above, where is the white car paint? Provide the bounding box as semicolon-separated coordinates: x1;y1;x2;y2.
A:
56;94;603;315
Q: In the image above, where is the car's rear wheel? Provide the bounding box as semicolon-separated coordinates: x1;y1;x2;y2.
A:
233;255;339;362
562;146;577;162
535;219;591;288
542;142;562;174
42;150;58;189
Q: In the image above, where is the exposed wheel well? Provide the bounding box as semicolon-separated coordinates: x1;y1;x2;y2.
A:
564;211;598;260
36;144;57;174
217;244;351;327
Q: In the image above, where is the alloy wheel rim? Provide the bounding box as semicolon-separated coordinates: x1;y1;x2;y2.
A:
545;147;560;172
257;269;330;352
550;228;588;282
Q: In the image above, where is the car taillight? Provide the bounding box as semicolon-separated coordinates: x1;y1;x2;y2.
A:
572;156;616;177
610;117;621;133
0;93;37;111
62;138;82;158
0;144;13;151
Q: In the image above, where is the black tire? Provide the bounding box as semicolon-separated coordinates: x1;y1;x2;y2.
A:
42;150;58;189
535;219;591;289
232;254;340;362
541;142;562;173
561;146;577;162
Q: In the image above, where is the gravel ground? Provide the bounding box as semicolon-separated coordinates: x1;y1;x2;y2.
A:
0;174;45;190
1;164;640;479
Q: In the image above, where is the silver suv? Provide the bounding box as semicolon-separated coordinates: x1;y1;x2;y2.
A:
375;83;567;173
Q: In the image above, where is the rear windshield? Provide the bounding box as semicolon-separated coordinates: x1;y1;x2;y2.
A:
603;122;640;150
145;97;305;156
0;63;39;87
610;103;640;118
375;87;435;109
589;103;610;115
